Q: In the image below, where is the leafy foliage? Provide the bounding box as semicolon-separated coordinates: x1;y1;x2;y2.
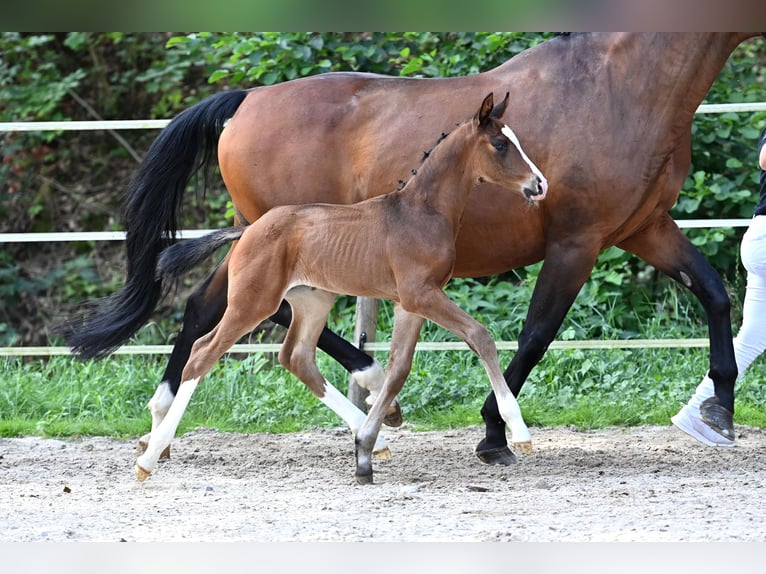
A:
0;32;765;374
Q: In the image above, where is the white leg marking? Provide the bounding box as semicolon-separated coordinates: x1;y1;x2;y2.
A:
137;377;200;475
480;357;532;446
147;381;175;431
351;360;386;393
318;379;388;452
352;361;398;410
496;389;532;445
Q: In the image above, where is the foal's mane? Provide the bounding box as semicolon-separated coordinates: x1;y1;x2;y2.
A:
396;122;461;191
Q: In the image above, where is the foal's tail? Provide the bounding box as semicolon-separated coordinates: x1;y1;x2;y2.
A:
156;227;245;282
56;89;249;359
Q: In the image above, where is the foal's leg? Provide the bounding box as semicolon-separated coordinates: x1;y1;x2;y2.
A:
138;270;396;458
272;298;398;426
137;258;230;458
619;215;737;445
476;239;600;465
135;296;280;481
406;287;532;449
355;305;424;484
280;288;390;456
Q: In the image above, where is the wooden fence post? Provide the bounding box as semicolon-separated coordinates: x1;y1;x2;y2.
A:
348;297;380;410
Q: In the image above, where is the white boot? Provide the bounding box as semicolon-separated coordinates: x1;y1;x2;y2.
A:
671;375;735;447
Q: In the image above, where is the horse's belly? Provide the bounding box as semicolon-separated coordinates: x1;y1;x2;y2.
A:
451;189;547;277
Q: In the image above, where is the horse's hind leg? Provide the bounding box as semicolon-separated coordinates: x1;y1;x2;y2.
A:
271;298;399;426
137;258;230;458
619;215;737;446
135;298;275;481
280;288;390;457
355;305;424;484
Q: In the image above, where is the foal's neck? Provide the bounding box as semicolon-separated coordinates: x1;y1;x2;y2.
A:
397;123;477;230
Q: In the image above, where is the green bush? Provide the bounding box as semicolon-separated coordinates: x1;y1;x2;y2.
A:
1;33;765;349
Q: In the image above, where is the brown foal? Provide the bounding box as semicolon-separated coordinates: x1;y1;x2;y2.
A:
135;92;547;483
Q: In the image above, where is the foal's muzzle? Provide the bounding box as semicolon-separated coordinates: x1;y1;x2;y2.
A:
524;176;548;201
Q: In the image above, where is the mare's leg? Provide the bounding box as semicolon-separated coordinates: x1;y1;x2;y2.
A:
619;215;737;444
355;305;424;484
280;287;390;456
476;239;600;465
137;258;229;457
405;286;532;450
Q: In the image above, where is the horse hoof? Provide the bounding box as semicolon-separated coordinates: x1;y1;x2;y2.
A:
475;445;517;466
135;464;151;482
373;446;392;461
383;403;403;428
513;441;533;454
700;397;736;442
355;472;374;485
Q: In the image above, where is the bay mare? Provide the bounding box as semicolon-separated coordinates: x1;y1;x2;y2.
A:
60;33;763;465
135;93;544;483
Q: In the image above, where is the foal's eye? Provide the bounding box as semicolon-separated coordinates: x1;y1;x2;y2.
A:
492;139;508;152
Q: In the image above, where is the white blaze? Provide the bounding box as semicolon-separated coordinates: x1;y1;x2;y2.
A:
501;125;548;189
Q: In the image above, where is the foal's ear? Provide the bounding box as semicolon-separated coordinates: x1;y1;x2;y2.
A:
490;92;510;119
477;92;495;126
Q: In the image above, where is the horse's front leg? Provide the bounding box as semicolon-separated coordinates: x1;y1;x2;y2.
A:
476;240;600;465
136;259;229;458
356;306;424;484
619;215;737;446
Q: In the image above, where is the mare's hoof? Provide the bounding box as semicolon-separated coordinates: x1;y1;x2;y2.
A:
700;397;735;442
513;441;533;455
355;472;374;485
475;445;517;466
135;464;151;482
383;403;403;428
373;446;392;461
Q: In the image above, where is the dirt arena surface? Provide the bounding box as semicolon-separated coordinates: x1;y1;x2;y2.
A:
2;424;765;542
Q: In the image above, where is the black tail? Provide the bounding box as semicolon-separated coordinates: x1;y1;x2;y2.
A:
56;89;249;359
157;227;245;282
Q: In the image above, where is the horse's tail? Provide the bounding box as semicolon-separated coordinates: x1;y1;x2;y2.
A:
157;227;245;282
57;89;249;359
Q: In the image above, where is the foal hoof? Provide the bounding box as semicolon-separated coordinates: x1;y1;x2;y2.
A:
134;464;152;483
355;472;374;485
513;441;533;455
383;402;404;428
475;445;517;466
373;446;392;461
700;397;736;442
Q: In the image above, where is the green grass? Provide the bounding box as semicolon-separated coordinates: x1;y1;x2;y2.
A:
2;273;764;438
2;343;763;439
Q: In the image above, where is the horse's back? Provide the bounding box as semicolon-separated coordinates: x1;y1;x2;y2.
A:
218;34;759;277
218;70;501;219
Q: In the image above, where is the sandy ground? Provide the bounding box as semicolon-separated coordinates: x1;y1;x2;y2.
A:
2;423;765;542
